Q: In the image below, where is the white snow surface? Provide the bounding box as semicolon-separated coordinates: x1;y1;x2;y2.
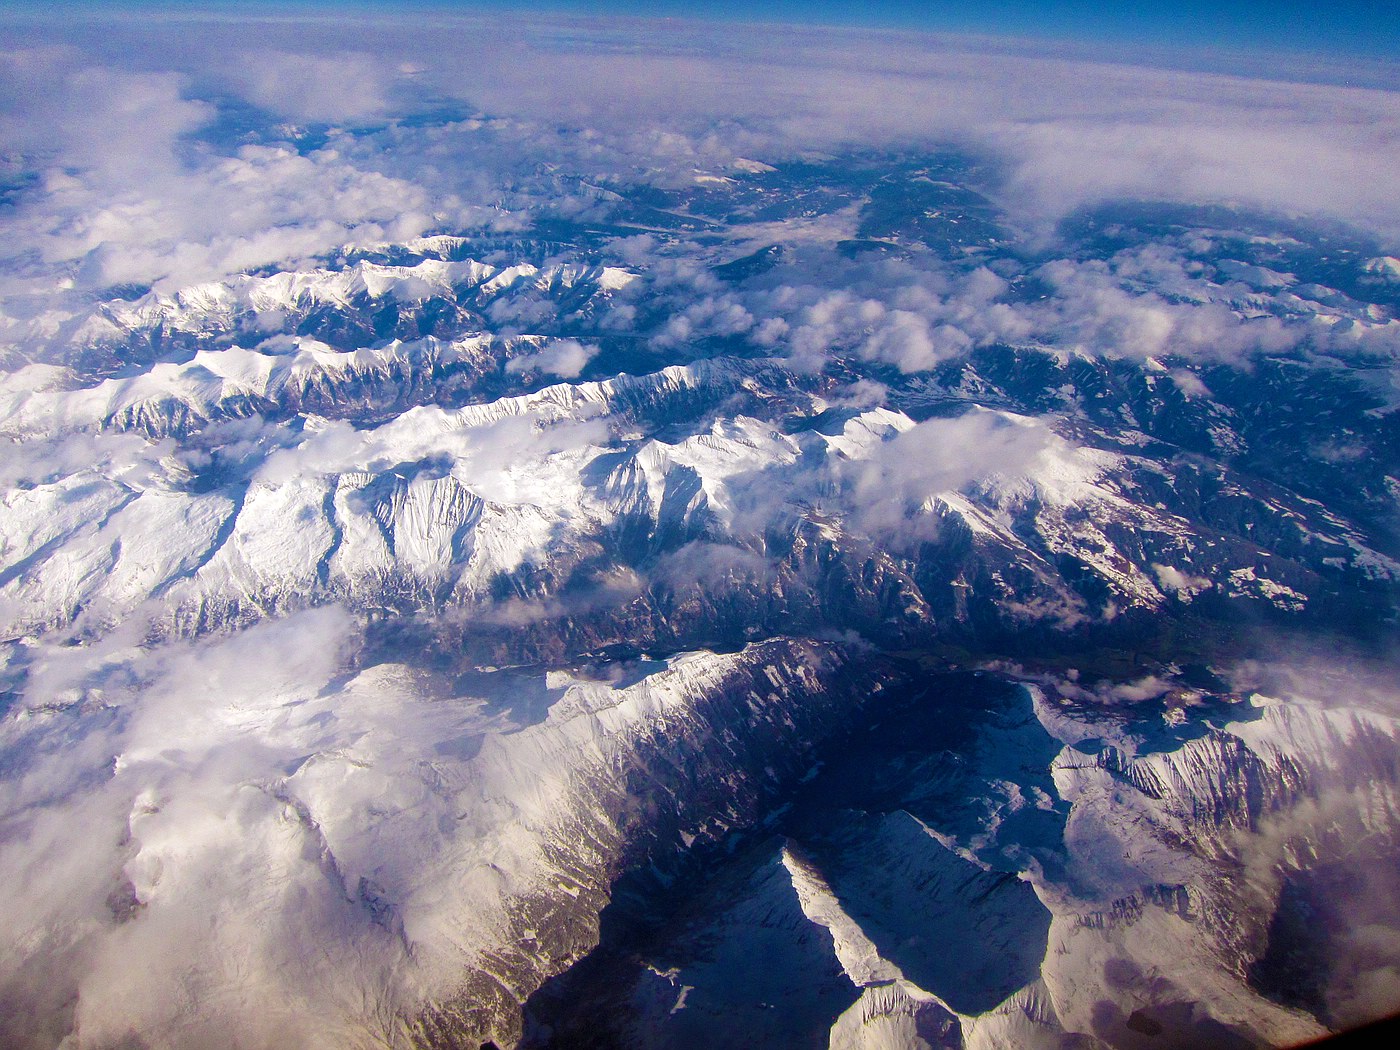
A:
776;668;1400;1050
0;360;1233;639
0;614;852;1049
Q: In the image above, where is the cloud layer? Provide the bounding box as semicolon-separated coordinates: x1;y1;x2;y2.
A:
2;11;1398;303
1;11;1398;1050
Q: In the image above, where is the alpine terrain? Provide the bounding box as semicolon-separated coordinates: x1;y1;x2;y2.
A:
1;10;1399;1050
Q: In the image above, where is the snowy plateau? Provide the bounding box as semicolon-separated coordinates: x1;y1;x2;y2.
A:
2;31;1400;1050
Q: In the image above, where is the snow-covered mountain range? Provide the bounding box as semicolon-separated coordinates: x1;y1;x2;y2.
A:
3;137;1399;1050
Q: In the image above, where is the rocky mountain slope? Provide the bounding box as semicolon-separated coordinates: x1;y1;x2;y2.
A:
3;151;1399;1050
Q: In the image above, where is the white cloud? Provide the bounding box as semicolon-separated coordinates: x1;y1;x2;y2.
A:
213;50;399;122
838;410;1054;543
0;14;1397;1047
503;337;599;378
374;21;1400;240
0;59;447;298
2;12;1395;318
0;608;403;1049
860;310;968;373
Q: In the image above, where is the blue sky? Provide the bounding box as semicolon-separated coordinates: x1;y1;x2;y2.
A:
17;1;1400;58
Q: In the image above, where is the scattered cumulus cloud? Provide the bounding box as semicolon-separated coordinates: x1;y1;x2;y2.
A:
837;410;1056;543
503;337;599;378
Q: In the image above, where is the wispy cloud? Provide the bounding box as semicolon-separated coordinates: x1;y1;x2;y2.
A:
2;11;1397;307
0;11;1397;1048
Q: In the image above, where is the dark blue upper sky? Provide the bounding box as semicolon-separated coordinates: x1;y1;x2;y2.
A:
15;0;1400;59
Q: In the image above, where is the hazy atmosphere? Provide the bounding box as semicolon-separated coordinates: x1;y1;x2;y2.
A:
2;4;1399;1049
